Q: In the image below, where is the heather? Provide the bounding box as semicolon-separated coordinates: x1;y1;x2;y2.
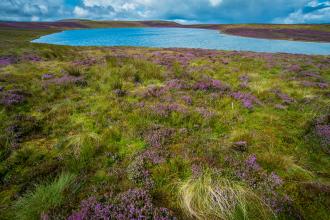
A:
0;26;329;220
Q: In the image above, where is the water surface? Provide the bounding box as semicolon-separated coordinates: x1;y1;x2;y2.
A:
33;27;330;55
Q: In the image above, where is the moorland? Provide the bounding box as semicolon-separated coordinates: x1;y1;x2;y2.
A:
0;21;329;220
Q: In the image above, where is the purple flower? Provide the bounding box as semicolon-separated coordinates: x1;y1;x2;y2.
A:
239;75;249;88
144;126;173;148
0;56;17;66
166;79;190;90
232;92;261;109
42;73;54;80
0;90;26;106
143;85;167;97
182;95;192;105
245;154;261;171
272;89;295;105
193;79;229;91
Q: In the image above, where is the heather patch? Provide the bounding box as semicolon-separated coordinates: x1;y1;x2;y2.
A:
143;85;167;98
41;73;55;80
6;114;42;147
68;189;176;220
20;54;42;62
313;115;330;151
165;79;190;90
272;89;295;105
301;81;328;89
43;75;87;87
231;155;297;216
72;57;100;67
149;103;188;117
0;89;27;106
0;56;17;67
193;78;230;92
239;74;249;88
231;91;261;109
144;125;174;148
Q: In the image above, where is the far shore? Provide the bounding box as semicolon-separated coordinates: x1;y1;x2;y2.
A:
1;20;330;43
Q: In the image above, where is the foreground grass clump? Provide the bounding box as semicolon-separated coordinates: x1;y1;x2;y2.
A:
0;27;329;219
14;173;75;220
179;172;273;220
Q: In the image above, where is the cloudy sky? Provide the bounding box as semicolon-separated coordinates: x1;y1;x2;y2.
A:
1;0;330;24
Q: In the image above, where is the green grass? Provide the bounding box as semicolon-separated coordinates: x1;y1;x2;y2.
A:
13;173;75;220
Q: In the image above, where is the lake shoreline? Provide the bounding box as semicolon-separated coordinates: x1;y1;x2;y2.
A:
1;20;330;43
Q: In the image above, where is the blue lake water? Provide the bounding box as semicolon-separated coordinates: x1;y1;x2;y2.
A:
32;27;330;55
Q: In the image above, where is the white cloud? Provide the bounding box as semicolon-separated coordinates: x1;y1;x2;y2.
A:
279;7;330;23
273;0;330;23
1;0;329;23
73;6;90;17
31;15;40;21
209;0;223;7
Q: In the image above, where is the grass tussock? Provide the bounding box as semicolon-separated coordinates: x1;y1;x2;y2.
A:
14;173;75;220
179;172;273;220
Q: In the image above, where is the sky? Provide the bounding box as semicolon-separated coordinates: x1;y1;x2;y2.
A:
1;0;330;24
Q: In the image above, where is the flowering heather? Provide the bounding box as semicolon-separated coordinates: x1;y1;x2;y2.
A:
127;158;154;189
0;56;17;66
165;79;190;90
0;89;26;106
150;103;187;117
41;73;54;80
233;154;294;215
301;81;329;89
68;196;110;220
239;74;249;88
6;114;40;146
231;91;261;109
287;64;302;73
68;189;176;220
314;115;330;147
194;78;229;92
272;89;295;105
144;126;174;148
21;54;42;62
299;71;322;79
140;148;166;164
43;75;87;87
245;154;261;171
72;58;99;67
182;95;192;105
143;85;167;98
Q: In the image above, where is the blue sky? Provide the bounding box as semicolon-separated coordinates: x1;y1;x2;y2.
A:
1;0;329;24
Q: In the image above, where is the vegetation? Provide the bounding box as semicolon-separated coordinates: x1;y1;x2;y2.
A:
0;25;329;220
13;173;75;220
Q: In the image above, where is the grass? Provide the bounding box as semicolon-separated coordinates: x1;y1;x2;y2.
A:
13;173;75;220
179;171;273;220
0;25;329;219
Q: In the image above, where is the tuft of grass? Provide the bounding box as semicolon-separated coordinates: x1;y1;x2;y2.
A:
179;172;273;220
65;66;83;77
14;172;75;220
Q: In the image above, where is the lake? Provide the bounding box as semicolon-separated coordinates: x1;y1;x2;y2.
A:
32;27;330;55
